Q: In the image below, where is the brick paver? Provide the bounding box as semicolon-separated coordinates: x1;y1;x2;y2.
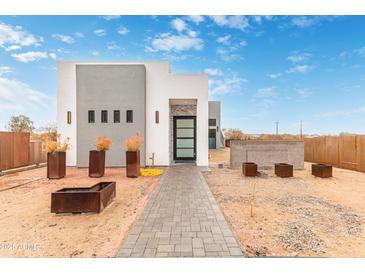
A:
116;165;244;257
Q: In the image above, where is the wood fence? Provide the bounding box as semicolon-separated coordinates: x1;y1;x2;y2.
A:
304;135;365;173
0;132;46;171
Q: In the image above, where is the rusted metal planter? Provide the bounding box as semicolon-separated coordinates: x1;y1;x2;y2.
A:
275;163;293;178
47;152;66;179
312;164;332;178
126;150;140;178
89;150;105;178
51;181;116;214
242;162;258;177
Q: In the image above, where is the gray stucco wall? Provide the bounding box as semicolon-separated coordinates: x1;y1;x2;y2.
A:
208;101;223;148
230;140;304;169
76;64;146;167
169;104;197;163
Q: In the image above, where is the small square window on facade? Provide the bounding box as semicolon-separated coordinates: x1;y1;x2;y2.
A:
67;111;71;124
126;110;133;123
101;110;108;123
209;118;216;127
114;110;120;123
155;111;159;124
88;110;95;123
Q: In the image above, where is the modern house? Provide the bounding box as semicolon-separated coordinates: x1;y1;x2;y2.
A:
57;61;223;167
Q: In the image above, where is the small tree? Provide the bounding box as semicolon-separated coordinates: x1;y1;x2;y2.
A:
33;122;58;141
6;115;35;132
224;128;245;140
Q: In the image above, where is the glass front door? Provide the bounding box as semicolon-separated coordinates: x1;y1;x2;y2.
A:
173;116;196;161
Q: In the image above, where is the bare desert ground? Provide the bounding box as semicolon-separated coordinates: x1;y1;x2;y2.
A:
204;148;365;257
0;167;161;257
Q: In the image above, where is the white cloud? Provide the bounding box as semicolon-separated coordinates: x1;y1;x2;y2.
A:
91;50;100;56
204;68;222;76
216;47;241;62
117;26;129;35
74;32;84;38
292;16;317;28
147;33;203;52
0;66;12;76
239;40;247;47
187;16;204;24
171;18;186;32
187;30;197;38
297;88;313;98
210;16;249;31
216;35;231;45
11;51;53;63
287;52;312;63
0;76;53;111
102;15;121;21
52;34;75;44
48;53;57;59
269;73;282;79
286;64;312;74
94;29;106;36
318;106;365;118
355;46;365;57
0;22;42;51
256;87;276;98
209;75;247;95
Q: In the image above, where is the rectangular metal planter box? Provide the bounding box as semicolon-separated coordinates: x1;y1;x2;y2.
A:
89;150;105;178
225;139;230;147
47;152;66;179
51;181;116;214
242;162;258;177
126;151;140;178
312;164;332;178
275;163;293;178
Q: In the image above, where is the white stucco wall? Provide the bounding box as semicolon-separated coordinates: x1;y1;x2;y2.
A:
57;62;77;166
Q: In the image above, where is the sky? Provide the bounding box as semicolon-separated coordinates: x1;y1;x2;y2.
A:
0;15;364;135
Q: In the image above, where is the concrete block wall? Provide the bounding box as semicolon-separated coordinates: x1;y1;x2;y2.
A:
230;140;304;169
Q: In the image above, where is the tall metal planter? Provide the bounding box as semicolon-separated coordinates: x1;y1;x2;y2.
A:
126;150;140;178
89;150;105;178
47;151;66;179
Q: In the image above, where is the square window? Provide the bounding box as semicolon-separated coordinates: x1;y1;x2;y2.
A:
114;110;120;123
101;110;108;123
88;110;95;123
126;110;133;123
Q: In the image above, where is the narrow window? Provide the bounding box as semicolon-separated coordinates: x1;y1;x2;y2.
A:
114;110;120;123
101;110;108;123
209;118;216;126
126;110;133;123
155;111;159;124
88;110;95;123
67;111;71;124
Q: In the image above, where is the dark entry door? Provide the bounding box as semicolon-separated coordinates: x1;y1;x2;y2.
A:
209;129;216;149
173;116;196;161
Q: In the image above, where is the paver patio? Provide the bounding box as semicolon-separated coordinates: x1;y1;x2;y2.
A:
117;165;244;258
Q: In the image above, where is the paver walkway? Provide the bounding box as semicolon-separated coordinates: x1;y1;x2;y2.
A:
117;165;244;257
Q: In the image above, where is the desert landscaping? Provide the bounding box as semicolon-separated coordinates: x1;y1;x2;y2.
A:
204;148;365;257
0;167;161;257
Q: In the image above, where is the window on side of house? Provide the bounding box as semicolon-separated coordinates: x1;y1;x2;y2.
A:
126;110;133;123
209;118;216;126
101;110;108;123
88;110;95;123
114;110;120;123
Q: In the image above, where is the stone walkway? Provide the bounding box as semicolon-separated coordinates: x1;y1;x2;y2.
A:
117;165;244;258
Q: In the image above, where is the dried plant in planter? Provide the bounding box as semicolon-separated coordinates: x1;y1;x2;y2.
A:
46;135;69;179
124;131;143;178
96;136;112;151
124;131;143;151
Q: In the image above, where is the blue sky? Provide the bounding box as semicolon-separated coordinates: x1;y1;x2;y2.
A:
0;15;364;134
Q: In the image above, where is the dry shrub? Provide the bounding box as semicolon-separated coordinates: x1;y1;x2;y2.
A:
45;134;70;153
96;136;112;151
224;128;245;140
124;131;143;151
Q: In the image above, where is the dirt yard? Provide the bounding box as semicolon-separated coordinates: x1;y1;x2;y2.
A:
0;167;161;258
204;148;365;257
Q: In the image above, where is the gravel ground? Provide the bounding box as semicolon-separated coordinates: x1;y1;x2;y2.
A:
203;148;365;257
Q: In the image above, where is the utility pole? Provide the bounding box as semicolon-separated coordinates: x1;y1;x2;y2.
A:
300;120;303;139
275;120;279;136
